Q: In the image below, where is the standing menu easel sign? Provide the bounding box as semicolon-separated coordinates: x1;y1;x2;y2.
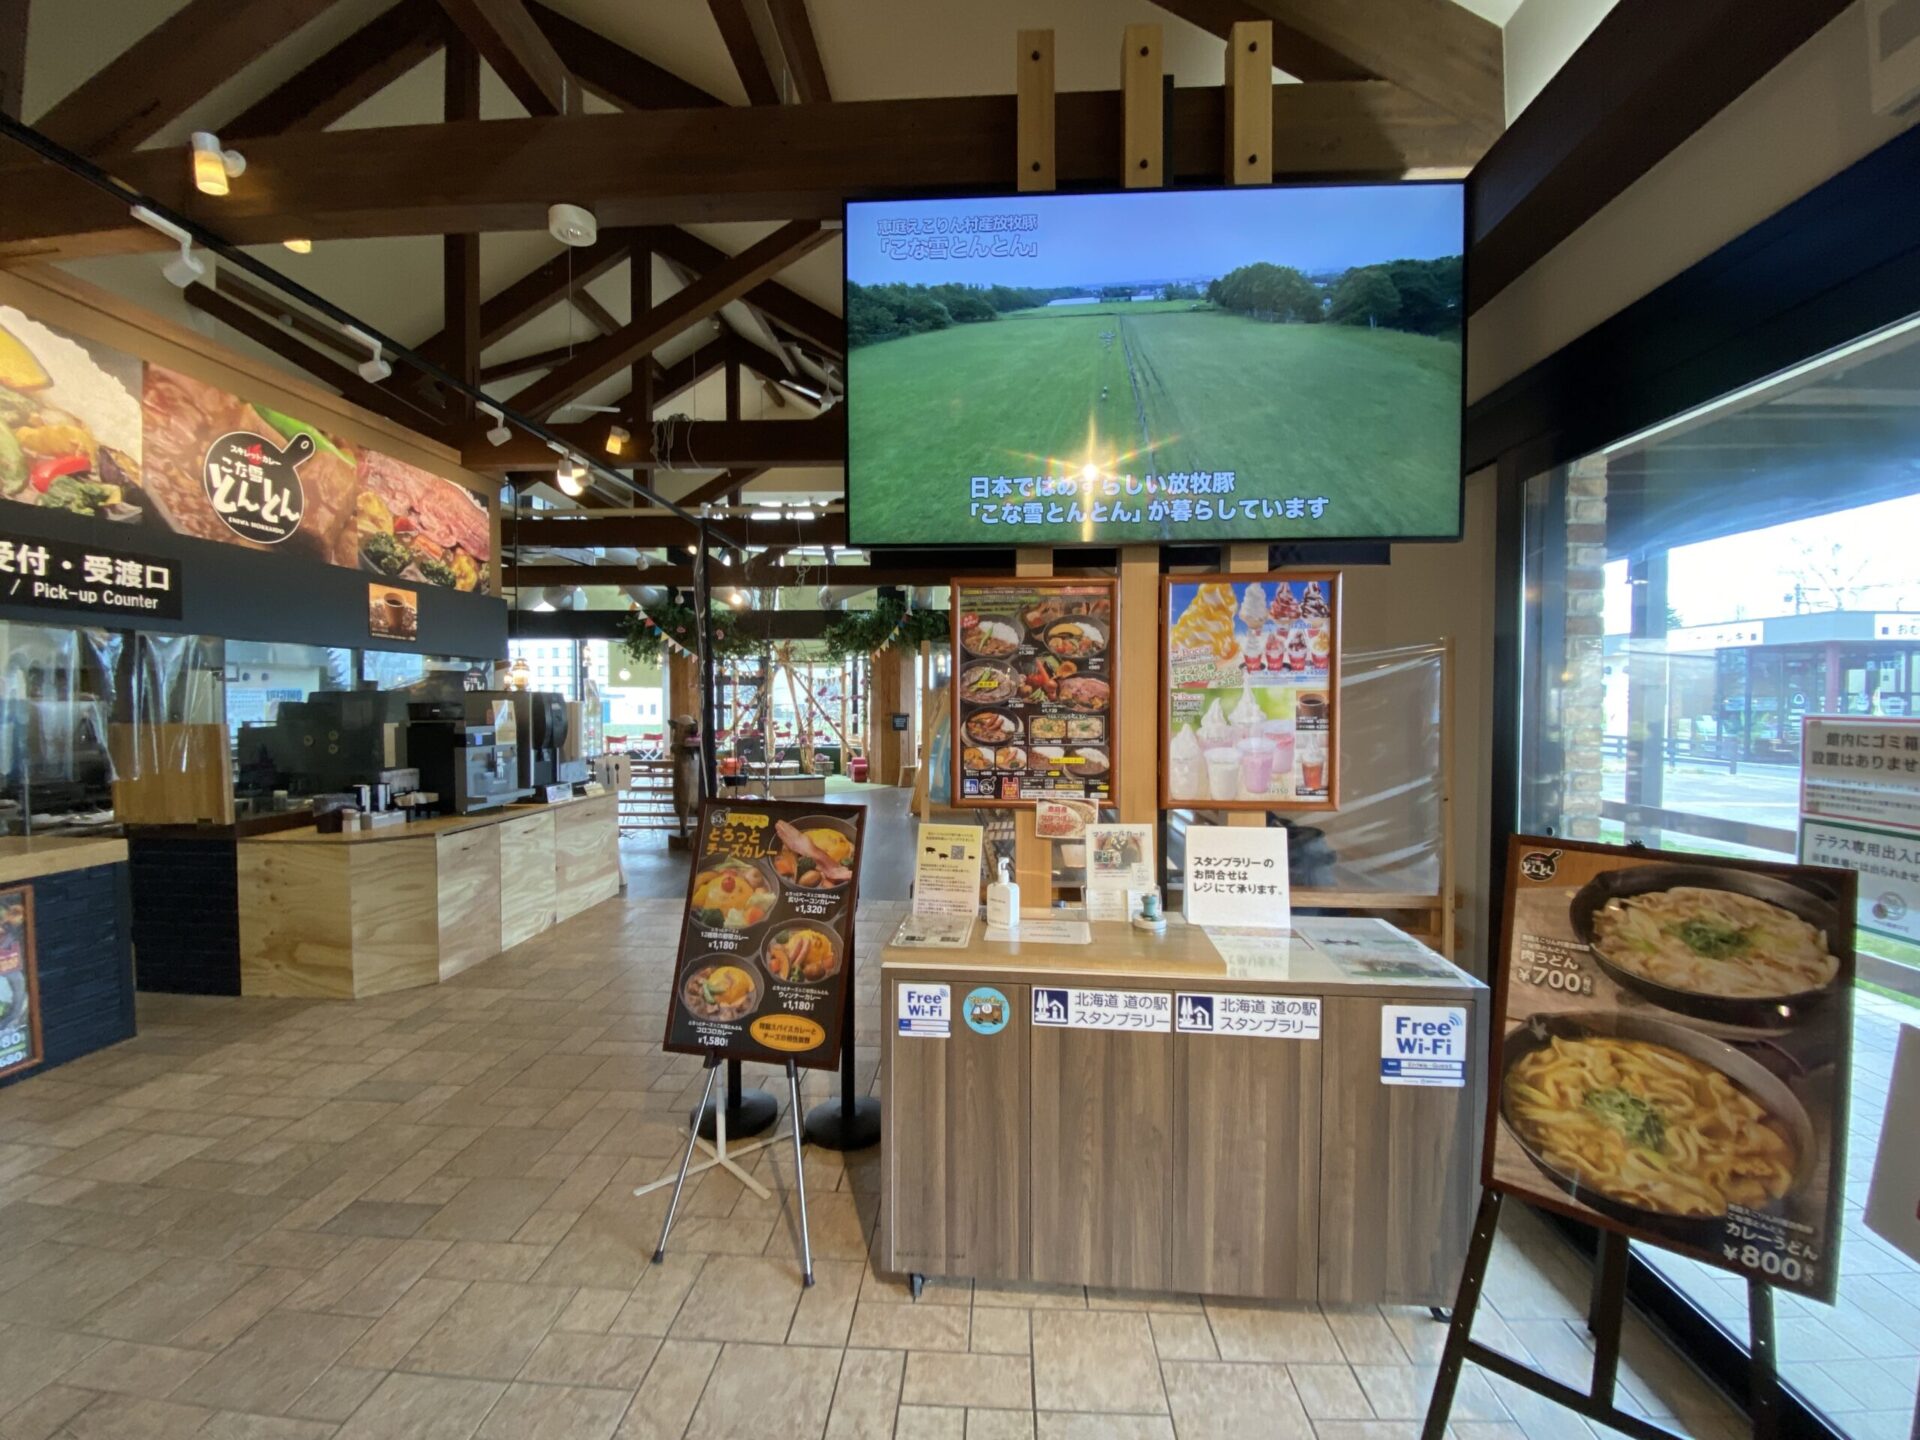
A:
952;578;1117;806
1489;837;1854;1301
662;800;865;1070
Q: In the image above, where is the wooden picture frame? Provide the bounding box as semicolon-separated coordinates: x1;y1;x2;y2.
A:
0;885;43;1083
1160;571;1341;812
950;576;1119;810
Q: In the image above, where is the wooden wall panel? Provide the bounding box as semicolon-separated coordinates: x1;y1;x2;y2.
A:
1171;1032;1321;1299
553;793;621;922
436;825;502;981
238;844;356;999
499;811;558;948
346;841;440;997
1029;1025;1172;1291
884;980;1030;1279
1317;994;1483;1305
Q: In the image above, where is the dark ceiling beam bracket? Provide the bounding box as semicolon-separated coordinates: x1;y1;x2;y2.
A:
708;0;780;104
224;0;449;139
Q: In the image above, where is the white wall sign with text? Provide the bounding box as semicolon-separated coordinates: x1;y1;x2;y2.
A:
1379;1004;1466;1087
1182;824;1290;929
1031;987;1171;1033
896;982;951;1038
1175;992;1320;1039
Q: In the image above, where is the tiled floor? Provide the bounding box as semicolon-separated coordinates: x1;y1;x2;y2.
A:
0;892;1752;1440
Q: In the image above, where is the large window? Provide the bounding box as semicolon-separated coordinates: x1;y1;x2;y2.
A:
1516;314;1920;1440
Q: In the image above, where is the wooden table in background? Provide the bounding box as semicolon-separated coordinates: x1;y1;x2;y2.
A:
880;917;1487;1305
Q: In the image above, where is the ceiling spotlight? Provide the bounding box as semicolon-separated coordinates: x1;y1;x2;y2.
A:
547;203;598;247
478;403;511;447
685;544;698;557
717;550;733;567
555;460;586;497
729;589;747;608
604;424;630;458
189;131;246;197
131;206;206;289
750;509;783;521
341;324;390;383
282;238;312;255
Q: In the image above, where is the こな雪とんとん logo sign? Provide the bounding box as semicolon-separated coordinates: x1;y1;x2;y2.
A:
202;430;312;544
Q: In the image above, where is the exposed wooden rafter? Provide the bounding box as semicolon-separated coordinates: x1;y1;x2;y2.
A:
414;228;634;365
224;0;449;139
570;290;621;336
213;271;364;364
437;0;579;115
644;227;842;359
672;468;772;511
0;84;1494;259
0;0;26;119
469;416;841;471
442;31;482;410
32;0;342;153
708;0;780;105
526;1;719;111
766;0;831;104
505;221;830;419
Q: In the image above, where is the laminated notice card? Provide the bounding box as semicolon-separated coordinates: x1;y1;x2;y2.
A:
913;823;984;919
1182;824;1290;929
891;912;976;949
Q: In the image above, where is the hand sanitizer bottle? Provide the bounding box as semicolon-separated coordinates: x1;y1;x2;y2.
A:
986;855;1020;932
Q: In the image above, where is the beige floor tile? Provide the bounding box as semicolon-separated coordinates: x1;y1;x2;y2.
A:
668;1254;805;1345
81;1257;258;1344
0;1381;97;1440
685;1341;840;1438
60;1339;210;1400
343;1277;469;1370
1086;1289;1203;1314
176;1310;372;1416
1161;1360;1313;1440
1351;1364;1508;1422
1032;1416;1173;1440
894;1404;966;1439
1326;1309;1414;1366
612;1252;705;1338
966;1411;1035;1439
555;1286;631;1335
321;1201;442;1239
172;1267;308;1350
1146;1312;1217;1362
788;1258;865;1350
858;1267;971;1309
519;1331;661;1388
973;1282;1085;1311
847;1300;970;1352
1306;1423;1426;1440
1289;1363;1375;1419
196;1412;340;1439
428;1241;552;1283
401;1280;574;1380
0;1321;107;1399
334;1371;507;1439
825;1346;904;1440
65;1394;214;1440
613;1337;718;1440
288;1364;390;1423
1203;1300;1346;1363
0;1243;165;1324
419;1178;561;1243
1030;1311;1164;1414
901;1353;1034;1410
442;1129;560;1180
476;1381;632;1440
970;1308;1032;1357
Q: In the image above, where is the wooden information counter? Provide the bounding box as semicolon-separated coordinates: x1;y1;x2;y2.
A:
236;793;619;999
881;916;1487;1305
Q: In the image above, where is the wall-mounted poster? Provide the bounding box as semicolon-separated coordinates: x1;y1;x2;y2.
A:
0;886;41;1082
1489;837;1855;1301
368;583;418;642
663;800;865;1070
0;305;145;522
1163;572;1339;809
952;577;1116;807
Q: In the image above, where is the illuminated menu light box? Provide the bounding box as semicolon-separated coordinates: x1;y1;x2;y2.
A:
844;182;1464;547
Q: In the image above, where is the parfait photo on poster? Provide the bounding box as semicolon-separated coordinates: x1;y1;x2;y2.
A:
1163;572;1340;810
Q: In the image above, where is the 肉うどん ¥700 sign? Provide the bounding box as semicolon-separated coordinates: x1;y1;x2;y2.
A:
662;800;866;1070
0;303;492;592
1489;837;1854;1301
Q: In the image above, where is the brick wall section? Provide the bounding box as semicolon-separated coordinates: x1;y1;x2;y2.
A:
127;836;242;995
0;861;136;1092
1560;457;1609;839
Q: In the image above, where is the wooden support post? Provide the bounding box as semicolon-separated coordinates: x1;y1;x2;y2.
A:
1121;24;1163;188
1016;30;1054;192
1225;543;1269;830
1224;20;1273;186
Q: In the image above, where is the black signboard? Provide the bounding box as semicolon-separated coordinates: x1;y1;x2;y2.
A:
0;533;181;620
663;799;865;1070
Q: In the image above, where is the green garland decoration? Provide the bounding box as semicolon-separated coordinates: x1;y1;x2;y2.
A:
819;597;949;662
618;599;766;666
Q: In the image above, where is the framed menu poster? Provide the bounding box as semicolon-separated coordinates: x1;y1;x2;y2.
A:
1163;572;1339;810
952;578;1117;807
0;886;41;1082
662;800;865;1070
1488;837;1854;1300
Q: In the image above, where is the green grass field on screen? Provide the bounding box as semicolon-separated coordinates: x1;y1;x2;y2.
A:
847;304;1461;546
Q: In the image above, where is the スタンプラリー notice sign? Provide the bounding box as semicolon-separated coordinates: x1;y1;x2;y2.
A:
0;886;41;1082
1181;824;1290;929
662;800;865;1071
1489;837;1855;1301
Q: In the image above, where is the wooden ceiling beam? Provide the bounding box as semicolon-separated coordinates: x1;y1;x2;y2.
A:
674;468;771;512
570;290;621;336
0;83;1492;258
766;0;831;104
414;228;634;364
708;0;780;105
442;31;483;412
526;1;721;110
1148;0;1365;79
643;226;842;359
467;417;840;471
515;511;847;549
224;0;449;139
507;221;829;418
213;270;364;363
33;0;343;154
436;0;579;115
181;282;448;437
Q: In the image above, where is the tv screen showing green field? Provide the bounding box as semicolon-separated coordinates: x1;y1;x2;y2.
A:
845;184;1464;546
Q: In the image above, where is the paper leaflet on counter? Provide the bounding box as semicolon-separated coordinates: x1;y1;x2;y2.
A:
892;822;983;948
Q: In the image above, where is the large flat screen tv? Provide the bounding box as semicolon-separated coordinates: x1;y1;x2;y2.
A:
844;182;1464;548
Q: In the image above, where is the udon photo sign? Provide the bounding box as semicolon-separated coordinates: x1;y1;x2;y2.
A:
1488;838;1855;1300
662;800;865;1070
1163;572;1339;810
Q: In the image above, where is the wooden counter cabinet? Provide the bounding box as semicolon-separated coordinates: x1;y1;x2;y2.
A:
881;919;1486;1306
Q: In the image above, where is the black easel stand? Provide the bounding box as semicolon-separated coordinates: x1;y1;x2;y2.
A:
1421;1191;1780;1440
693;1062;778;1140
803;961;880;1151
